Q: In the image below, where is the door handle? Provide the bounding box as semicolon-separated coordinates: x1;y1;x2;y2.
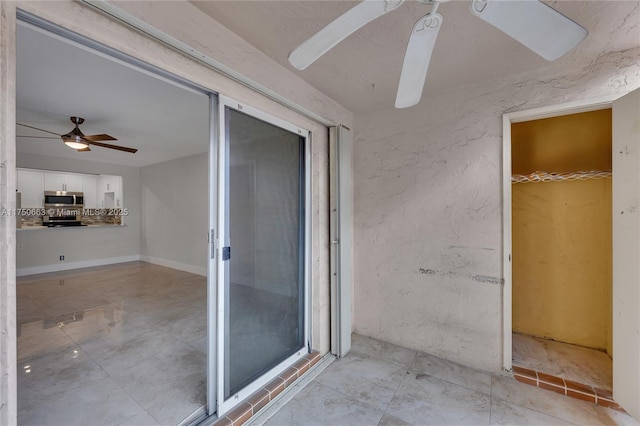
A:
222;246;231;261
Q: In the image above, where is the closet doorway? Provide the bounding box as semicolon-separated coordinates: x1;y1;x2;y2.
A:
510;109;613;392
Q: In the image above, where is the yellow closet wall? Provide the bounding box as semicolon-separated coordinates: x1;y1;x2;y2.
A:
512;109;612;354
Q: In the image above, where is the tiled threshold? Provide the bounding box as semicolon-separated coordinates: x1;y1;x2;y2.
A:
512;365;624;412
213;351;322;426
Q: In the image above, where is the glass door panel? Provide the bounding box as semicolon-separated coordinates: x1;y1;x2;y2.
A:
217;99;309;414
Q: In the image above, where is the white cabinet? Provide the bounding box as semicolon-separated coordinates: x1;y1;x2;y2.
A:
98;175;123;208
44;172;83;192
65;174;84;192
16;168;124;209
17;169;44;207
82;175;99;208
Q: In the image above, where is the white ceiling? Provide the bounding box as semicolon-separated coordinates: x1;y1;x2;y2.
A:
16;23;210;167
192;0;640;112
16;1;639;166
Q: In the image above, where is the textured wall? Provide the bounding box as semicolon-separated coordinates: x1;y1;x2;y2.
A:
353;47;640;372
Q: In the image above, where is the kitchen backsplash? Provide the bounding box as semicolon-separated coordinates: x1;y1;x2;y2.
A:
83;209;122;226
20;215;43;227
19;210;122;228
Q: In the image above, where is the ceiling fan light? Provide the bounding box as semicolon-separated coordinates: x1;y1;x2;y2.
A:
62;137;89;150
64;141;89;149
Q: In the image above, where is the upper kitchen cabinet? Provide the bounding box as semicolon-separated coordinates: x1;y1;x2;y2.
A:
83;175;99;209
99;175;123;208
16;168;125;210
44;171;84;192
17;168;44;207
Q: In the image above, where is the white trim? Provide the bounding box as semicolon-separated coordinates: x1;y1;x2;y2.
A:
16;255;140;277
139;256;206;276
501;114;513;372
304;115;313;355
216;95;228;414
215;95;312;416
506;94;616;123
502;95;616;372
207;95;219;415
329;125;353;357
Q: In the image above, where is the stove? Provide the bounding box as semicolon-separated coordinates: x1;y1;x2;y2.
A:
45;222;86;227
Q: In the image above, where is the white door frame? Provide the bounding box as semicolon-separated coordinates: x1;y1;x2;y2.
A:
215;95;312;416
329;125;353;358
207;94;219;415
501;94;620;372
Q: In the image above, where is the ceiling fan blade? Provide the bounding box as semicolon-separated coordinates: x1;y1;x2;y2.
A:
77;147;91;152
82;134;117;142
87;140;137;153
395;13;442;109
16;123;61;136
470;0;587;61
16;135;59;139
289;0;405;70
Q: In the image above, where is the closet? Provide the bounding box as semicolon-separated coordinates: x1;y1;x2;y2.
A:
511;108;613;389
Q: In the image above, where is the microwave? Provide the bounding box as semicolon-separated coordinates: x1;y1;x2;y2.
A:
44;191;84;208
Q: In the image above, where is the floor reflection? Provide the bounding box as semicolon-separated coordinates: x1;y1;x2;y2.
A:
17;261;207;426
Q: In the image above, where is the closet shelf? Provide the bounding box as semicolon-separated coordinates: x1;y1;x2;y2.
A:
512;170;612;184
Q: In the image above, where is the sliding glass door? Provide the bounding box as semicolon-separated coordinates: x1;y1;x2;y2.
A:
216;97;310;415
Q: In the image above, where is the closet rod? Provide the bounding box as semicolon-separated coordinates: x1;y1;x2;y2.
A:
512;170;612;184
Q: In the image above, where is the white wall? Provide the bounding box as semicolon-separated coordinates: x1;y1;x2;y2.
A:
140;153;208;275
16;153;141;275
353;47;640;372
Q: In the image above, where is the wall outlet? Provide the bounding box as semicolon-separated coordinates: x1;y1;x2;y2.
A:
59;255;65;261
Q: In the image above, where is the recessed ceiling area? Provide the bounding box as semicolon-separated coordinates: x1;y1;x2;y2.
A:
16;22;210;168
192;0;640;112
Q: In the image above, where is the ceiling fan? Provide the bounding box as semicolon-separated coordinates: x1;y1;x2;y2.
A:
17;117;138;153
288;0;588;108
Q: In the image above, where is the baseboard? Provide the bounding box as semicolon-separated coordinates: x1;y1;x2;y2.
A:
17;254;207;277
16;255;141;277
139;255;206;276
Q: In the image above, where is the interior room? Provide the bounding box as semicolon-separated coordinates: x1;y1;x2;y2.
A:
0;1;639;426
15;22;211;425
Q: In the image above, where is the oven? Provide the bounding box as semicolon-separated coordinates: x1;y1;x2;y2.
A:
43;191;84;227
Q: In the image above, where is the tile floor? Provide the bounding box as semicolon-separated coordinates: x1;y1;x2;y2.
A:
259;334;637;426
17;261;207;426
16;262;637;426
512;333;612;390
